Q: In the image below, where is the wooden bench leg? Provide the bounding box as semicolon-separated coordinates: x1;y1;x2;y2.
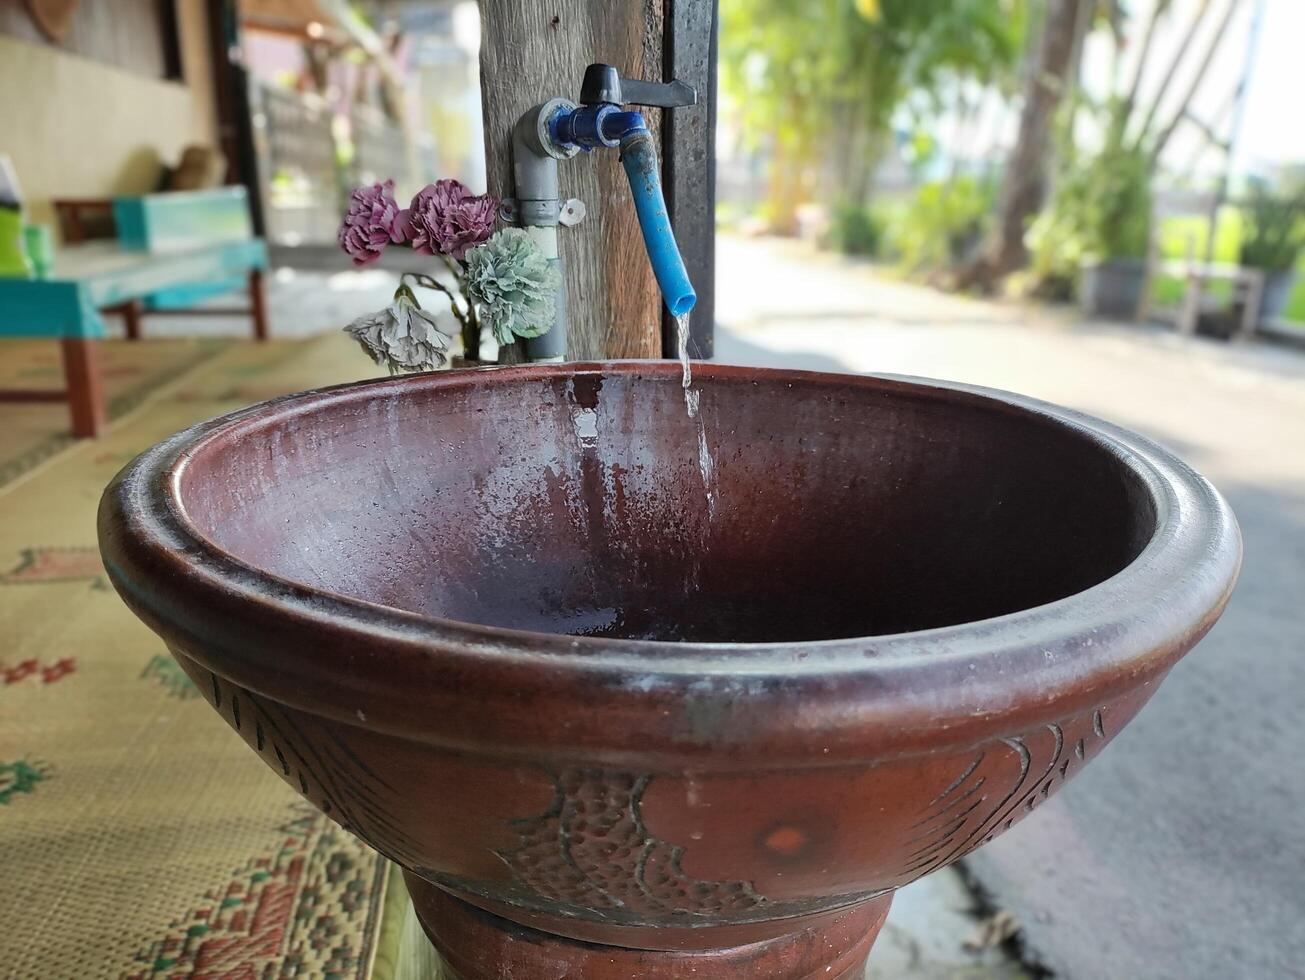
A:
123;299;143;340
60;338;107;438
1178;275;1202;336
249;268;269;341
104;300;143;340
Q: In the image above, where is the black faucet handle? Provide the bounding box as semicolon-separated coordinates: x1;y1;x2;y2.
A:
622;76;697;109
580;63;697;109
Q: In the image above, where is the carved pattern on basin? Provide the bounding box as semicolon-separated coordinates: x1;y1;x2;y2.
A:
181;653;428;871
497;769;765;918
182;634;1142;935
909;703;1116;876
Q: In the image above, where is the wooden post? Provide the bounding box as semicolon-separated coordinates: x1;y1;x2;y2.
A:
122;300;144;341
663;0;718;360
478;2;666;361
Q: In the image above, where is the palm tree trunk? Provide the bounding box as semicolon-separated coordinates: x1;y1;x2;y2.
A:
767;136;802;236
955;0;1089;291
830;98;859;193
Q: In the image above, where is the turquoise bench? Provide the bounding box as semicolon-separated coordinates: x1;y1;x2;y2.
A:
0;188;268;437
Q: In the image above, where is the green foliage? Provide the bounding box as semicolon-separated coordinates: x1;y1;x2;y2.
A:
890;177;994;272
1158;210;1244;265
720;0;1027;204
888;0;1028;96
1238;181;1305;273
1088;143;1152;261
1025;196;1088;300
1027;102;1154;296
720;0;845;158
828;203;885;256
1153;210;1305;322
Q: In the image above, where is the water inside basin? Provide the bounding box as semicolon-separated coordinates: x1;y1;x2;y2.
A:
173;364;1155;643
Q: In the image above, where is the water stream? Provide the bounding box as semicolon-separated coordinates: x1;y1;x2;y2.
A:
675;311;716;523
676;311;698;418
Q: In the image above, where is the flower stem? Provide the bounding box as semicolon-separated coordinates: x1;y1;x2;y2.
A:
404;271;467;326
444;258;479;362
439;254;466;284
463;275;480;361
461;314;479;364
403;270;482;364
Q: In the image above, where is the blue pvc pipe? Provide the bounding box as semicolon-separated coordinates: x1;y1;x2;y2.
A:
618;130;697;318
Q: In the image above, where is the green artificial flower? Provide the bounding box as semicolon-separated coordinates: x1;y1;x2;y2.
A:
465;228;561;345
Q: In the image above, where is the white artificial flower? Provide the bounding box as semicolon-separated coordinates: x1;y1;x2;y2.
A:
343;286;451;373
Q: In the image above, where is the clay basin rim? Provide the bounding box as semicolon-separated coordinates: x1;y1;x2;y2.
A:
99;361;1241;766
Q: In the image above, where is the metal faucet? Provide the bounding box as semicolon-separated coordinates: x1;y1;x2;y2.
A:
505;63;698;362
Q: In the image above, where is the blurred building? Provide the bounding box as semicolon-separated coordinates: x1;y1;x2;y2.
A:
0;0;484;257
0;0;219;232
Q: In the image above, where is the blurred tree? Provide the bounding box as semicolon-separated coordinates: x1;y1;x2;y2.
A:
720;0;840;233
965;0;1241;293
721;0;1024;234
955;0;1092;290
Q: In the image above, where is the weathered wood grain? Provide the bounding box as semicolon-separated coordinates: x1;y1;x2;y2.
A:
478;0;665;361
663;0;717;359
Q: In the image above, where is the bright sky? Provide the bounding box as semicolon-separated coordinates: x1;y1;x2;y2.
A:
1219;0;1305;172
1084;0;1305;178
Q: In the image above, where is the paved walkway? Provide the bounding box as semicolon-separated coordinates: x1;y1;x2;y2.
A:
716;235;1305;980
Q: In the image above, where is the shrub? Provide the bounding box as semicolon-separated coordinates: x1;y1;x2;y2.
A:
1087;141;1152;261
1239;180;1305;273
1026;119;1152;298
891;177;993;273
828;203;885;257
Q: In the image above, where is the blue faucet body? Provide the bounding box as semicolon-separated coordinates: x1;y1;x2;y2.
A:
549;105;645;149
548;104;697;319
510;65;698;359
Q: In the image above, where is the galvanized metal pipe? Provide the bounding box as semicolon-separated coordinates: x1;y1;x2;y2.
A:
511;100;576;362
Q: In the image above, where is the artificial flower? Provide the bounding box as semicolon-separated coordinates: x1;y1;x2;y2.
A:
405;179;499;260
465;228;561;344
343;285;456;373
337;180;405;267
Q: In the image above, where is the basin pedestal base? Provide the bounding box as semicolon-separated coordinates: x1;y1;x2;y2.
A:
405;873;892;980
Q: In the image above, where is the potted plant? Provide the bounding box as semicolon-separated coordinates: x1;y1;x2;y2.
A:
1238;179;1305;326
1077;136;1153;320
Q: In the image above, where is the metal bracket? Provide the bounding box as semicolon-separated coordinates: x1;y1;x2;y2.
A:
499;198;586;227
558;198;587;226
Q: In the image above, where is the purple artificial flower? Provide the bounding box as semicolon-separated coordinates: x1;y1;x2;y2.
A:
338;180;405;267
406;179;499;260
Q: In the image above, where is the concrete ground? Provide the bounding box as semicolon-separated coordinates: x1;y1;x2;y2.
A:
144;240;1304;978
715;235;1305;980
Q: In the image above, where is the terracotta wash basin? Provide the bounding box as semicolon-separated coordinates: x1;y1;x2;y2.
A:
99;363;1240;979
